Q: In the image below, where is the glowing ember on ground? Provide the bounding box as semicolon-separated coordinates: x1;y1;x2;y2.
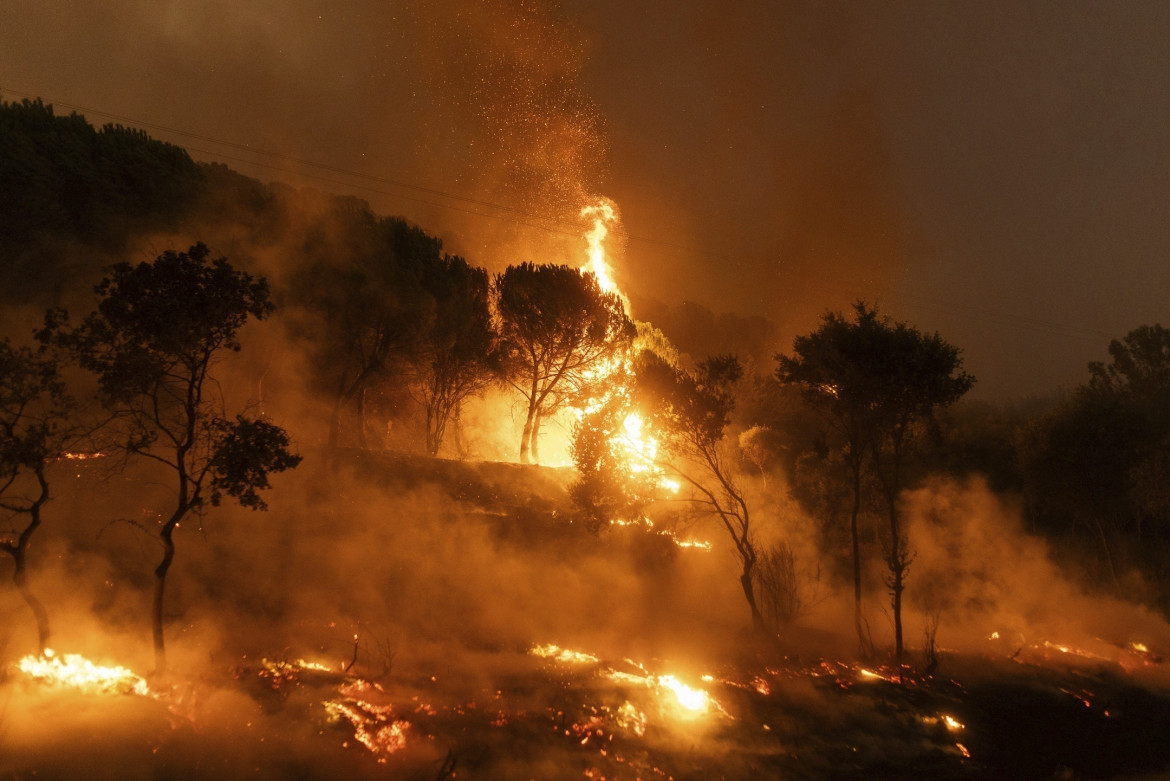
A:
942;714;964;731
15;649;149;696
531;643;600;665
614;701;647;736
324;679;410;761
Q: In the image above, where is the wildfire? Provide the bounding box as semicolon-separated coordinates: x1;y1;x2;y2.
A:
656;674;709;712
571;196;681;507
15;648;150;696
324;679;410;761
580;198;622;303
605;665;723;719
531;643;600;665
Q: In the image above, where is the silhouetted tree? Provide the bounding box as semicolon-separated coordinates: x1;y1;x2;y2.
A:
1025;324;1170;588
496;263;634;464
41;243;301;672
636;351;767;632
778;302;973;661
0;340;73;656
776;304;884;654
290;207;440;447
410;255;498;456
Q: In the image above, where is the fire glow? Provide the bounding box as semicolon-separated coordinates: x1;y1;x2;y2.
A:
15;649;150;696
530;643;724;719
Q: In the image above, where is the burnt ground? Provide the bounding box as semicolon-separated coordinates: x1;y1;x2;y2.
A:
5;639;1170;780
4;452;1170;779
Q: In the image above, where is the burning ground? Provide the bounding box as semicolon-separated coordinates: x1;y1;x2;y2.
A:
5;453;1170;780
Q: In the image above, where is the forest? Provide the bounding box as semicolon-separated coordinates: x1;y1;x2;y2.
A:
4;97;1170;779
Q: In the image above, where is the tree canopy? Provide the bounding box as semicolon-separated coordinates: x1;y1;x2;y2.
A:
496;263;634;464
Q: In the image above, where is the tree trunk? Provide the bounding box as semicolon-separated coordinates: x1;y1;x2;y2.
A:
739;562;767;633
885;487;906;665
5;474;52;655
328;373;348;448
13;547;51;656
356;386;368;448
850;467;872;657
152;514;181;674
519;408;535;464
425;402;438;456
530;410;544;465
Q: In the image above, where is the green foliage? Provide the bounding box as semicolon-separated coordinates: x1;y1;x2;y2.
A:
40;242;293;512
776;301;974;488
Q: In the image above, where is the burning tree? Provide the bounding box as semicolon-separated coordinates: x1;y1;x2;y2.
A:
635;351;767;632
41;243;301;672
777;302;973;661
0;339;72;655
496;262;634;464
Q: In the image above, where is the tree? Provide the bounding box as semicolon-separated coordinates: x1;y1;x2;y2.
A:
1024;324;1170;587
0;340;72;655
290;206;441;447
41;243;301;672
1087;323;1170;404
496;263;634;464
777;302;973;661
410;254;498;456
636;351;767;632
776;304;885;654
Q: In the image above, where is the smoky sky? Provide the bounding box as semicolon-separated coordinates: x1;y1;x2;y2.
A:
2;0;1169;398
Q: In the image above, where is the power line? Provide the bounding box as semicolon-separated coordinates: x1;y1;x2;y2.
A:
0;85;1121;346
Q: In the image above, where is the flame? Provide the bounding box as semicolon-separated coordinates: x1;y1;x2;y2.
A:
531;643;600;665
580;198;622;304
16;648;150;696
605;666;720;718
657;674;709;712
571;196;681;507
324;679;410;761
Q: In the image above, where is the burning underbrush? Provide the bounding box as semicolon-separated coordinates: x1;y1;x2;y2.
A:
8;636;1170;779
5;457;1170;778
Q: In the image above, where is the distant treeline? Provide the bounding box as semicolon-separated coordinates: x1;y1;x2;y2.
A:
0;99;200;279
